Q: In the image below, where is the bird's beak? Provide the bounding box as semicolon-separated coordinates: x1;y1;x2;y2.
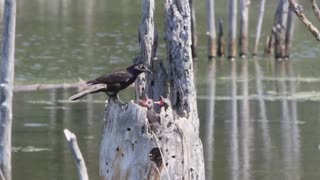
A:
145;67;152;74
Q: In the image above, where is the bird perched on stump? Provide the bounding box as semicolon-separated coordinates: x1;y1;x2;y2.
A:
69;63;151;101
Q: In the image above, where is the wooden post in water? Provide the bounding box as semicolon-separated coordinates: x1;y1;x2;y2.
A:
285;5;295;58
99;0;204;179
0;0;16;180
228;0;237;59
273;0;288;60
253;0;266;56
217;18;225;57
206;0;216;59
239;0;250;57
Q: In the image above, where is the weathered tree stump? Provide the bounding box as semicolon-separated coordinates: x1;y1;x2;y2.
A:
99;0;204;179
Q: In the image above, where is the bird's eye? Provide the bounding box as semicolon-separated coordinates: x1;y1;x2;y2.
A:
139;65;144;69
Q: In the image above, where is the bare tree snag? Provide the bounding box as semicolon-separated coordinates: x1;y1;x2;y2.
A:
206;0;216;59
239;0;250;57
288;0;320;40
228;0;237;59
135;0;155;100
99;0;204;179
0;0;16;180
217;18;225;57
64;129;89;180
253;0;266;56
311;0;320;22
274;0;288;60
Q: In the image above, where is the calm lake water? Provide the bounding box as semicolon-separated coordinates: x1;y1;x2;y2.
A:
3;0;320;179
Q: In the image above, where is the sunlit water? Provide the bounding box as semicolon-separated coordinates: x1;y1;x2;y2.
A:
3;0;320;179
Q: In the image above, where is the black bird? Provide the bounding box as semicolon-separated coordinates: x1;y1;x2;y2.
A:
69;63;151;101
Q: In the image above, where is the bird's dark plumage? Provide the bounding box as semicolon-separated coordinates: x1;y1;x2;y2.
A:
69;63;151;101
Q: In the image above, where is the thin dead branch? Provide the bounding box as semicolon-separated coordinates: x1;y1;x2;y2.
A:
288;0;320;40
311;0;320;22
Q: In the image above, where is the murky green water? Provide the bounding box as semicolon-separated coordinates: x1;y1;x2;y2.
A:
4;0;320;179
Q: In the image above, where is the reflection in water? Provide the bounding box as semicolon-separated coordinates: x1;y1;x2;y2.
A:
275;62;301;180
204;59;303;180
254;58;272;173
204;62;216;179
229;61;239;180
239;59;252;180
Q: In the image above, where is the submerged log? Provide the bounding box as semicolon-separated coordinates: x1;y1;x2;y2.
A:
99;0;204;179
0;0;16;180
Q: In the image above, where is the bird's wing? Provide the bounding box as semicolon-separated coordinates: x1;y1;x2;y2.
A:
87;71;132;85
69;84;107;101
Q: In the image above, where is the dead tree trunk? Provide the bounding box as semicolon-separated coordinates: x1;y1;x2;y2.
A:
274;0;288;60
239;0;250;57
206;0;216;59
228;0;237;59
135;0;156;100
253;0;266;56
99;0;204;179
0;0;16;180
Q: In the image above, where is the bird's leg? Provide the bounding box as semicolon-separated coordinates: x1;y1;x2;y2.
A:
115;94;125;105
108;93;125;105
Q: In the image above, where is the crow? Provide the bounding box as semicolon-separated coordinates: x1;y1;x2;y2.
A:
69;63;151;101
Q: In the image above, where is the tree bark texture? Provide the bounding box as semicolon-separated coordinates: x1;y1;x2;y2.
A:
274;0;288;59
228;0;237;59
99;0;204;179
253;0;266;56
0;0;16;180
206;0;216;58
239;0;250;57
189;0;197;58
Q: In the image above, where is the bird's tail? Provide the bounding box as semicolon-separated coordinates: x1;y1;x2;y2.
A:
69;84;107;101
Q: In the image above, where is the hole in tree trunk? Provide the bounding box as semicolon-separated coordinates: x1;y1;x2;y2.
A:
149;147;162;167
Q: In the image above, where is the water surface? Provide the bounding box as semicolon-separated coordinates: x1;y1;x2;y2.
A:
5;0;320;179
